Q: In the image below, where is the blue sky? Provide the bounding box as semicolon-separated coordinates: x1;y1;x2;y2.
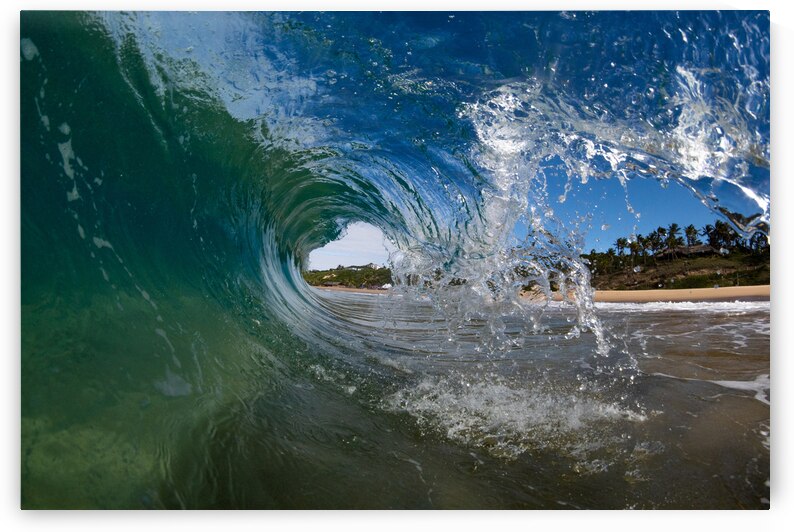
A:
546;174;719;253
309;179;717;270
309;176;722;270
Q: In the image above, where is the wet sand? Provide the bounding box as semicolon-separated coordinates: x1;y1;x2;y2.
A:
315;286;391;295
316;284;770;302
591;285;769;303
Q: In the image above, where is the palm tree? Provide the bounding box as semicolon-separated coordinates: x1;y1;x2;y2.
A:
657;223;681;259
614;237;628;257
647;230;662;263
628;239;642;268
701;224;717;247
667;223;682;242
636;234;648;264
684;224;701;247
605;247;616;271
664;233;683;259
713;220;737;250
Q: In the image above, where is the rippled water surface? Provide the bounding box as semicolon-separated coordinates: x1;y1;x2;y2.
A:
20;11;769;509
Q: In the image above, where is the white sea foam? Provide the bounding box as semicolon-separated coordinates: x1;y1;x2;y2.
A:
711;374;769;405
385;376;646;459
652;372;769;405
593;300;769;313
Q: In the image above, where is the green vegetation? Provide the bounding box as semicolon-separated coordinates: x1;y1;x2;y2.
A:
302;264;393;289
303;220;770;291
582;220;770;290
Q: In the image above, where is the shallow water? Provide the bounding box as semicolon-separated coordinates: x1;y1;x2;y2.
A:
22;290;769;509
20;11;769;509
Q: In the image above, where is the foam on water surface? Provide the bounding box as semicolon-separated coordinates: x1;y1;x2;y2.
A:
21;11;769;509
594;300;770;313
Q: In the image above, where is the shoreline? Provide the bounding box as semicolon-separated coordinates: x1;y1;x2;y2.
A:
589;285;769;303
314;286;391;295
314;284;770;302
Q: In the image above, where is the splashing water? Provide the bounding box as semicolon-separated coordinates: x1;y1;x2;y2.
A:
21;11;769;509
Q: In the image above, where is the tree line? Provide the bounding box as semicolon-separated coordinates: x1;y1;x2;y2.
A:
583;219;769;276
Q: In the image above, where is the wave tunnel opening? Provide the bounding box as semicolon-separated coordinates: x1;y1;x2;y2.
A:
21;11;770;509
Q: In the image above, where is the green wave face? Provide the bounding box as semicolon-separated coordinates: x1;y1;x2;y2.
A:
21;12;770;508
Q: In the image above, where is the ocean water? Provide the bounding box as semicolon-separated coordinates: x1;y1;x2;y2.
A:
20;11;769;509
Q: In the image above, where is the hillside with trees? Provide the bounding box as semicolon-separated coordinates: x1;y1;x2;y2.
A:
582;220;769;290
302;220;769;291
302;263;393;289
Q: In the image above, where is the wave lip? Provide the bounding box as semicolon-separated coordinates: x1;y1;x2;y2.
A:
21;11;770;509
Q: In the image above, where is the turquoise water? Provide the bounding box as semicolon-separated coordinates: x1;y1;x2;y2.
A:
20;11;769;509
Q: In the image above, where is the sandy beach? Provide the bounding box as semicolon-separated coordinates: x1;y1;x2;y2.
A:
316;284;770;302
315;286;391;295
590;285;769;303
